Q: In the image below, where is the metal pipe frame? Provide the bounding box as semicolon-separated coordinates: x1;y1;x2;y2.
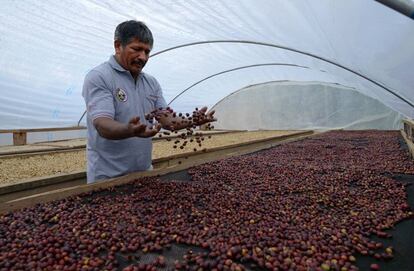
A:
168;63;310;106
151;40;413;108
375;0;414;19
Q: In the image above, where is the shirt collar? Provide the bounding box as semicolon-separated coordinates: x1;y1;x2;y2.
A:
108;55;128;72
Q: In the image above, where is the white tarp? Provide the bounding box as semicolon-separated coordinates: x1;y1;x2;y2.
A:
0;0;413;129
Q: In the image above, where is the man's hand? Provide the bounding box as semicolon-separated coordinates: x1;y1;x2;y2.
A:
146;106;216;131
149;109;189;131
93;116;161;140
128;116;161;138
192;106;216;126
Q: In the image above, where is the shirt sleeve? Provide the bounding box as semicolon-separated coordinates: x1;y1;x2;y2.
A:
82;70;115;121
153;79;168;109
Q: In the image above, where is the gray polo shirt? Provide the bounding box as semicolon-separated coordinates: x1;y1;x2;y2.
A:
82;55;167;183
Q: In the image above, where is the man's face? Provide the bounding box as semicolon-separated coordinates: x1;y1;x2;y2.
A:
115;37;151;78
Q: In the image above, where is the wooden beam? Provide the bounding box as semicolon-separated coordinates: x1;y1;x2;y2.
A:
0;126;87;134
0;130;237;157
0;126;87;146
0;128;232;147
0;171;86;196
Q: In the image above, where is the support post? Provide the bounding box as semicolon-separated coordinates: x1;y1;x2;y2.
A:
13;132;27;146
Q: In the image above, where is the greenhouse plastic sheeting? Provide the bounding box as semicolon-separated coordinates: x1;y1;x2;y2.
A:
0;0;413;129
212;81;403;131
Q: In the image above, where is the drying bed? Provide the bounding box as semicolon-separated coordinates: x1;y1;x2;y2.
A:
0;130;296;186
0;130;413;271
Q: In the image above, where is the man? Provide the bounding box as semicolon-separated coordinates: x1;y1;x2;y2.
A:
82;20;215;183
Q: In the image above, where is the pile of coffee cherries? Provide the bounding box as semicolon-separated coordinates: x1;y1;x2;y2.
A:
1;131;413;271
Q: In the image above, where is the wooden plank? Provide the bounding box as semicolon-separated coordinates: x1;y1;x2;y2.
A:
0;178;85;204
0;130;316;214
0;126;230;134
0;130;236;156
0;126;86;134
0;145;85;158
0;171;86;195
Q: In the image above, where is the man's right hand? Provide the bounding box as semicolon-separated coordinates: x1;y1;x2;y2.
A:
127;116;161;138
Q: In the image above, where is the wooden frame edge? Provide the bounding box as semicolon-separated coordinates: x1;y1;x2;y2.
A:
0;130;317;214
401;130;414;159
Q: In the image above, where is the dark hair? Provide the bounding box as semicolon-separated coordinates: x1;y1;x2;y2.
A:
114;20;153;47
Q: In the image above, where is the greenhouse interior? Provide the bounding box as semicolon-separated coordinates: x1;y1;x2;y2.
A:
1;1;414;270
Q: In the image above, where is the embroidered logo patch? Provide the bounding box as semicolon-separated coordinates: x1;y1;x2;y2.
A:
115;88;127;102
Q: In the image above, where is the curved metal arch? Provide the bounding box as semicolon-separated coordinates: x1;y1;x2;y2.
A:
208;80;358;112
150;40;414;109
77;39;413;126
168;63;310;106
77;62;310;125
